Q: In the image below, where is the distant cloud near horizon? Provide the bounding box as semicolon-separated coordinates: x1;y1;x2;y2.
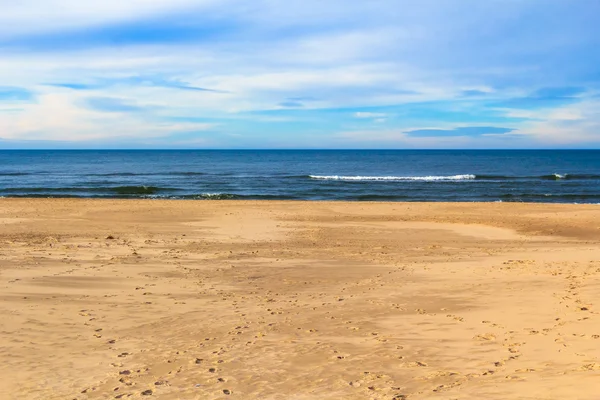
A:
0;0;599;148
405;127;515;137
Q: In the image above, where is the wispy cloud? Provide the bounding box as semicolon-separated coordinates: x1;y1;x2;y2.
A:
461;89;490;97
354;112;387;119
0;0;599;148
45;76;226;93
46;83;98;90
405;126;514;137
491;86;587;109
278;101;304;108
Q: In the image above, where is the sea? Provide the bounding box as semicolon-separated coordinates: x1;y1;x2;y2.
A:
1;150;600;203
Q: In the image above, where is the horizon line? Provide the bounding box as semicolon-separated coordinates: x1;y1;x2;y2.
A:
1;148;600;151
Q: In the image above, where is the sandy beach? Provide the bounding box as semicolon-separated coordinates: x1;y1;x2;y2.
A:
1;199;600;399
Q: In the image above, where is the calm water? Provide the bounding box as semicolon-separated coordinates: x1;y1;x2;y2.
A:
1;150;600;202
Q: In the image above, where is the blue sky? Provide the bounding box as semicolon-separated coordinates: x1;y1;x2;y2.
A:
0;0;599;149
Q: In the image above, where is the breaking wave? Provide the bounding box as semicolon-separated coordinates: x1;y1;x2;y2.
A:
309;173;600;182
309;174;476;181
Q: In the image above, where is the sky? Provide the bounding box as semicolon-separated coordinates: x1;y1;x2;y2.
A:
1;0;599;149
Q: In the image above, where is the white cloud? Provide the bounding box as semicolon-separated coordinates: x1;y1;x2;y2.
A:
515;99;600;144
354;112;387;119
0;90;215;141
0;0;599;147
546;109;585;121
334;129;488;149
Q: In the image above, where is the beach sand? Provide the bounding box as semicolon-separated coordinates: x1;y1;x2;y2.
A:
1;199;600;399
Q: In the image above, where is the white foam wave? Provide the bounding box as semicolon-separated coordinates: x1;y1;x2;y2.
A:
309;174;476;182
553;173;568;179
196;193;236;199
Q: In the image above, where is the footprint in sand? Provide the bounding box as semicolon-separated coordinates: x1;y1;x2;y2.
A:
515;368;536;373
406;361;428;367
581;363;600;371
474;333;496;341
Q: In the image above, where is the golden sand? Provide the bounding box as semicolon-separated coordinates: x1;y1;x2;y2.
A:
1;199;600;399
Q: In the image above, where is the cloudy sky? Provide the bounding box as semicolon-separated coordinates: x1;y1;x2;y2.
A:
1;0;599;149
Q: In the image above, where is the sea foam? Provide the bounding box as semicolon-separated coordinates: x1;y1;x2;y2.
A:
309;174;476;181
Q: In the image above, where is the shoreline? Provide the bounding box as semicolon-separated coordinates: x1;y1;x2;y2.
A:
2;199;600;399
2;196;600;203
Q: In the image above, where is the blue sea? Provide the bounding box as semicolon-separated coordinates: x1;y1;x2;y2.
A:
1;150;600;203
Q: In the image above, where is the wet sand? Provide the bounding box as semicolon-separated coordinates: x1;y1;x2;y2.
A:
1;199;600;399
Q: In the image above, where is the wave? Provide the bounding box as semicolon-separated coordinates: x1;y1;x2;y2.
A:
0;186;176;195
0;187;92;193
478;173;600;181
309;173;600;182
2;190;600;203
0;172;32;176
190;193;238;200
6;171;598;182
309;174;476;181
110;186;172;195
183;193;297;200
496;193;600;202
540;174;568;180
0;190;296;200
90;172;206;177
90;173;144;177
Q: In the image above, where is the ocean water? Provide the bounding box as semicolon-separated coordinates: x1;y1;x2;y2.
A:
1;150;600;203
